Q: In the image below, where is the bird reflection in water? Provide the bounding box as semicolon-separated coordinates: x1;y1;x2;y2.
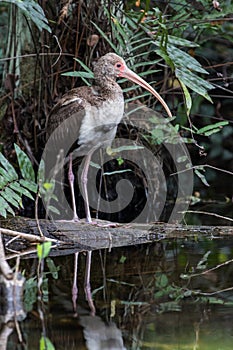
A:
72;250;126;350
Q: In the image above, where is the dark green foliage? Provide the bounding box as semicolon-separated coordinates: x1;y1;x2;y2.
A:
1;0;51;32
0;144;38;218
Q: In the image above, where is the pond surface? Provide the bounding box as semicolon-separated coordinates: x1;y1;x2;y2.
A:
2;236;233;350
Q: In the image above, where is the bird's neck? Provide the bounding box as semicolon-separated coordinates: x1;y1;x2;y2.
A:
94;76;122;95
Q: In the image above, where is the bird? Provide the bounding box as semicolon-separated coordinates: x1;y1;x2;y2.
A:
46;52;172;224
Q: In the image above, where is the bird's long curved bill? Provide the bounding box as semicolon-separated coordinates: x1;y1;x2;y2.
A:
121;67;172;118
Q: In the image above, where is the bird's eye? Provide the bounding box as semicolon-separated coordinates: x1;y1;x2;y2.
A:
116;63;122;68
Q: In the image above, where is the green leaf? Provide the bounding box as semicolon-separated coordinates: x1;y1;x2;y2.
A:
37;242;52;260
168;45;208;74
40;336;55;350
2;0;51;33
175;68;213;102
9;181;34;200
194;169;210;187
196;251;211;270
167;35;199;47
0;153;18;181
0;149;37;218
178;78;192;115
119;255;127;264
1;187;23;208
73;58;93;74
47;205;60;215
91;21;119;52
14;144;35;182
46;258;59;279
156;274;169;288
0;196;15;217
197;121;229;135
154;47;175;70
43;182;54;191
19;179;38;193
62;71;94;79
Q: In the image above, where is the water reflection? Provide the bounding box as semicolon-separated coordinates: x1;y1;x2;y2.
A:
1;238;233;349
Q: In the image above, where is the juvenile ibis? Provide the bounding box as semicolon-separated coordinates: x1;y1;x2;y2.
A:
46;53;172;223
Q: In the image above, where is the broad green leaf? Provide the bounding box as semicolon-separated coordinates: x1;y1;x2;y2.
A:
14;144;35;182
2;187;22;208
156;274;169;288
178;78;192;115
19;179;38;193
0;167;16;183
0;153;18;180
204;129;227;137
62;71;94;79
46;258;59;279
47;205;60;215
1;190;18;209
154;48;175;70
9;181;34;200
168;45;208;74
0;174;8;187
0;196;15;217
197;121;229;135
40;336;55;350
37;242;52;260
175;68;213;102
0;206;7;218
167;35;199;47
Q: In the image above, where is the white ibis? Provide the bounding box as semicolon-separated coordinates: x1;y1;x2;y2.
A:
46;53;172;223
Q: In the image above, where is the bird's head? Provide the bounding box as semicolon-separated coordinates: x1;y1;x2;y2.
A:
93;53;126;80
94;52;172;118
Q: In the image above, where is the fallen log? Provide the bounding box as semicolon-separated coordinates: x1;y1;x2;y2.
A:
0;217;233;255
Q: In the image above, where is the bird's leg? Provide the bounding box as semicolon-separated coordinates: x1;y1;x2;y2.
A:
81;149;95;223
84;251;96;315
72;252;79;316
68;152;80;222
81;146;119;227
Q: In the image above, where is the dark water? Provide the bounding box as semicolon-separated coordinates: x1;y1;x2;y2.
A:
2;237;233;350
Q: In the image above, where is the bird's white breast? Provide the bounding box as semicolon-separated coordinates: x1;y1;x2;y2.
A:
78;96;124;150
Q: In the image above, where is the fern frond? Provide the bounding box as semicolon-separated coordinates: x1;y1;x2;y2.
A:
0;145;38;218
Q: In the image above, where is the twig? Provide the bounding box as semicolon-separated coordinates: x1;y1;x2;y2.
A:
183;210;233;222
171;164;233;176
182;257;233;282
52;35;62;67
0;227;59;243
0;52;73;62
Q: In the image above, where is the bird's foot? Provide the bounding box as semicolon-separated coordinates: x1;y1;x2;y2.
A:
83;217;120;227
90;219;120;228
72;215;80;223
56;216;80;223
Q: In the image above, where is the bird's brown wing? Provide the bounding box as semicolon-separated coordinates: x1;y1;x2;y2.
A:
46;88;87;138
